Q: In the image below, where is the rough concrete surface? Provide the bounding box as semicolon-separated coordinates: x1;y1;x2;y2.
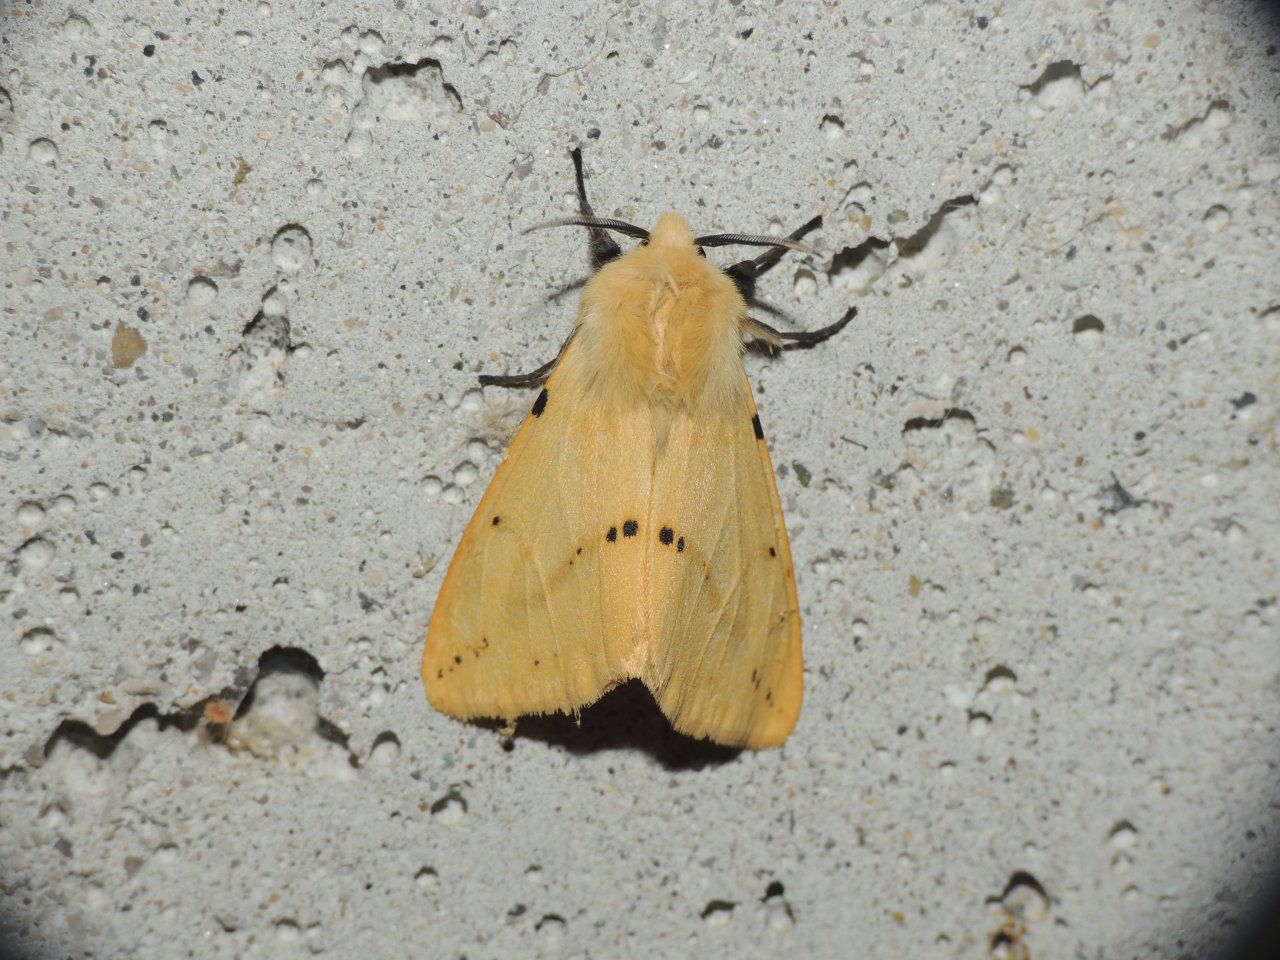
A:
2;1;1278;957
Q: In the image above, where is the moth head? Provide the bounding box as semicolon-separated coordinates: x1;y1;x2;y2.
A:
649;212;696;251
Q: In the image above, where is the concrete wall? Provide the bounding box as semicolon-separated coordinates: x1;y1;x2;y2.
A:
1;2;1277;957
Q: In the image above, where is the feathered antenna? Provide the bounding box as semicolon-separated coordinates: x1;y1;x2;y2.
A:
694;232;818;255
523;216;651;242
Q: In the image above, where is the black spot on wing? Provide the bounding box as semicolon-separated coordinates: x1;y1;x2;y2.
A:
454;655;462;665
491;516;501;526
768;546;777;557
677;536;685;552
659;526;674;545
531;388;549;417
752;413;764;440
623;519;638;537
606;526;617;542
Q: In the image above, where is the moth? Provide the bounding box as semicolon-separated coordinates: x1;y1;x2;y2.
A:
422;150;854;748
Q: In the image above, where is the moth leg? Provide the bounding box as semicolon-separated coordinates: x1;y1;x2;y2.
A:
745;305;857;354
477;356;557;388
571;147;622;271
478;332;575;388
726;214;823;302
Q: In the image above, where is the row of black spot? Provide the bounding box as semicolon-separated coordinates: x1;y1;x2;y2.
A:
658;527;686;552
605;520;638;542
493;512;689;555
602;520;685;553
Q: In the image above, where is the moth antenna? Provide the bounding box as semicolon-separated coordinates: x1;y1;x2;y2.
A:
524;216;651;242
694;233;819;255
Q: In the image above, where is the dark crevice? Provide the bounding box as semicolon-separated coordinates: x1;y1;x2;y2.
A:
827;236;891;278
826;193;974;287
234;646;359;766
1019;59;1082;96
700;899;737;920
429;789;468;817
902;407;976;433
37;646;353;768
230;645;324;721
371;731;400;751
363;57;462;113
1000;871;1049;904
239;309;292;348
1072;314;1105;335
1161;98;1232;142
41;685;242;763
896;195;977;259
983;665;1018;687
44;705;181;762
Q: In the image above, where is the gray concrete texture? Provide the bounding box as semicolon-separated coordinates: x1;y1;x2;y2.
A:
2;1;1278;957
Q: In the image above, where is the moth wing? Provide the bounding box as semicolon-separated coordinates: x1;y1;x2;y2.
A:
641;369;803;748
423;342;652;721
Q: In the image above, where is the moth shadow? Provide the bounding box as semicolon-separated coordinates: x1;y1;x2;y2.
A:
507;680;741;770
544;274;588;305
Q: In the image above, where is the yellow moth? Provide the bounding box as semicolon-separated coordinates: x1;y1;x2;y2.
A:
423;150;855;749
